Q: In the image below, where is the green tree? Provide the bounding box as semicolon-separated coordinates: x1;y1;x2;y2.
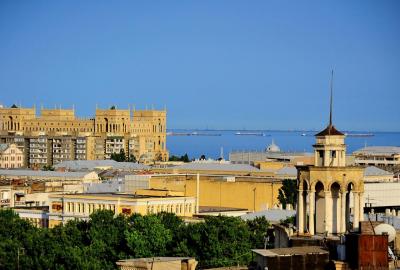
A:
110;149;126;162
125;214;172;258
246;216;271;249
180;216;251;268
42;165;55;171
128;154;137;162
182;153;190;163
278;179;297;209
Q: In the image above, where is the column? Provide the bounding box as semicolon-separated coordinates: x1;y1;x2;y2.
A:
353;192;360;230
309;190;315;235
340;191;347;233
359;192;364;222
324;191;332;234
297;190;304;234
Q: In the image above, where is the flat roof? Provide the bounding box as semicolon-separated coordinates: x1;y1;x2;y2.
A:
50;192;193;200
354;146;400;156
0;169;95;178
117;257;194;263
54;160;150;171
241;209;296;222
199;206;248;213
364;166;393;176
252;246;328;257
172;163;260;172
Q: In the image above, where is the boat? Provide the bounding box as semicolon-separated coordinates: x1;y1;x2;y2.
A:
344;133;374;137
235;132;267;136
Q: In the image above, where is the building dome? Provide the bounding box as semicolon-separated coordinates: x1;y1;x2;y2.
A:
266;140;280;152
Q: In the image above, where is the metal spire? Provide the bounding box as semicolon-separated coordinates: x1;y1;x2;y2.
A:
329;69;334;126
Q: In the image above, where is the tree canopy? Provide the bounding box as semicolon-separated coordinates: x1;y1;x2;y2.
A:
0;209;271;269
278;179;297;209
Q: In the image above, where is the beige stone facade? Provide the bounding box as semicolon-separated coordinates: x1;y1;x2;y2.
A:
48;193;196;228
0;143;24;169
0;105;168;166
296;125;364;236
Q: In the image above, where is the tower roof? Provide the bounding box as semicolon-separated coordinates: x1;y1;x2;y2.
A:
315;124;344;136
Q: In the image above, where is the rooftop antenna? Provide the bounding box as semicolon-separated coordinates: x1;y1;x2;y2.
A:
329;69;334;126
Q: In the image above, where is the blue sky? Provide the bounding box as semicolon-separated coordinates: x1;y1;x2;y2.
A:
0;1;399;131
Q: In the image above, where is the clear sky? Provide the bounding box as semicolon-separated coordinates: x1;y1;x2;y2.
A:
0;1;399;131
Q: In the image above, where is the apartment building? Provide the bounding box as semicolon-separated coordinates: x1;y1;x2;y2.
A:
0;105;169;167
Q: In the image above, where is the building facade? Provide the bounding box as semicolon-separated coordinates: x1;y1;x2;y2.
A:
0;143;24;169
353;146;400;168
48;193;196;227
296;123;364;236
0;105;169;166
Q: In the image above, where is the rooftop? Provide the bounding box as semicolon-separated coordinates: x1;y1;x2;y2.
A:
172;163;260;172
50;192;192;199
315;124;344;136
353;146;400;156
252;246;328;257
0;144;9;152
241;209;296;223
54;160;150;171
275;166;297;176
0;169;96;178
364;166;393;176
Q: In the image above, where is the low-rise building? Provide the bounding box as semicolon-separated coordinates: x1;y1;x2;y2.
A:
48;192;196;227
0;143;24;169
116;257;198;270
133;173;282;212
364;166;394;182
0;169;99;208
353;146;400;168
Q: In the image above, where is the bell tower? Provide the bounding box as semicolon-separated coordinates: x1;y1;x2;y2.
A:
296;71;364;236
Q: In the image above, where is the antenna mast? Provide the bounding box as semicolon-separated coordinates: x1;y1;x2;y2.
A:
329;69;334;126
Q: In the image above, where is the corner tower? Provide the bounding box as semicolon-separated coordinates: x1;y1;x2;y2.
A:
296;71;364;236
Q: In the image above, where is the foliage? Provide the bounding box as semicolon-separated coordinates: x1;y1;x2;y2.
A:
125;214;172;258
280;215;296;228
199;154;206;160
246;216;271;249
110;149;126;162
168;153;190;162
0;209;275;269
278;179;297;209
128;154;137;162
42;165;55;171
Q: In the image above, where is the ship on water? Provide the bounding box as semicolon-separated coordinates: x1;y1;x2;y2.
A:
235;131;267;136
167;131;221;136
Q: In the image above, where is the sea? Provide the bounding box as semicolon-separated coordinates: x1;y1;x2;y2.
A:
167;129;400;160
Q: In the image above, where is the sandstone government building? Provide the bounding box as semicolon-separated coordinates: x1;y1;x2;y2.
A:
0;105;169;167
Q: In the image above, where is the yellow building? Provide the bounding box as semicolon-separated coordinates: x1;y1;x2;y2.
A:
0;105;168;166
132;173;282;212
48;192;196;228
